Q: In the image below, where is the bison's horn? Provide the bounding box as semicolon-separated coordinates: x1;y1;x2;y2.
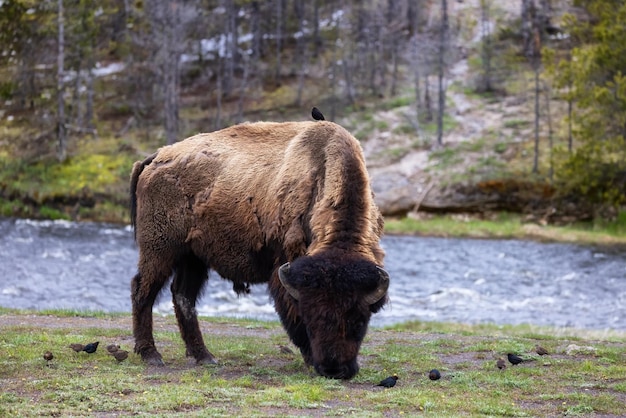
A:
363;266;390;305
278;262;300;300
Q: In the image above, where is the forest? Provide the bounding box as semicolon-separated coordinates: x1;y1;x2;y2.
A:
0;0;625;223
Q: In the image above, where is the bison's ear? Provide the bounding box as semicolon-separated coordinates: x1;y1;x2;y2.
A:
363;266;389;306
278;262;300;300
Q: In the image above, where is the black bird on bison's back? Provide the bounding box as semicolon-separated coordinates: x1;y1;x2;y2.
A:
376;375;398;388
82;342;99;354
311;107;325;121
507;353;524;365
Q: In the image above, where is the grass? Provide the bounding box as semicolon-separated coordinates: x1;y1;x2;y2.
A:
1;310;625;417
384;212;626;245
0;149;135;222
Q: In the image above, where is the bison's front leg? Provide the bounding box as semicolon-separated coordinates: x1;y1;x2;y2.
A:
171;254;217;365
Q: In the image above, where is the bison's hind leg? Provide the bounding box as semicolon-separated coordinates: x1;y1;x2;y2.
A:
131;257;174;366
171;253;217;365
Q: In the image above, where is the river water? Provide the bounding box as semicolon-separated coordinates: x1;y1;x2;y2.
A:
1;218;625;330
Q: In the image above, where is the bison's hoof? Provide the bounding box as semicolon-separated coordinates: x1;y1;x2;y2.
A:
197;356;218;365
143;354;165;366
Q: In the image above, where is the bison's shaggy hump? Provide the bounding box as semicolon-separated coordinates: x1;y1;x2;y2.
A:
130;120;388;380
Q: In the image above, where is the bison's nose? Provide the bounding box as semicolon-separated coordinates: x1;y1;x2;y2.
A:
315;360;359;380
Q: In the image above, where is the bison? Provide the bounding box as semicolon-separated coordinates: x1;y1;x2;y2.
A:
129;120;389;379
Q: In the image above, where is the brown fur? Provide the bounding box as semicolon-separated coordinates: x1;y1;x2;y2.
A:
130;121;388;379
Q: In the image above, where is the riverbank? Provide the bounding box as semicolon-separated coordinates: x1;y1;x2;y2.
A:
385;212;626;246
1;309;624;417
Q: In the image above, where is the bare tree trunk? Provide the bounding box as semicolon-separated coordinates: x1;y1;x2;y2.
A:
146;0;184;144
237;53;250;123
73;63;83;128
386;0;399;97
274;0;283;84
436;0;449;146
312;0;321;57
390;46;399;97
163;1;181;145
85;64;95;134
343;49;356;106
407;0;418;37
566;45;573;153
521;0;534;58
410;2;422;126
57;0;67;161
567;87;573;153
17;41;37;111
544;80;554;182
251;1;262;59
223;0;237;98
214;58;223;130
295;0;307;106
531;6;542;173
425;77;433;122
533;65;540;173
249;0;262;96
538;0;552;32
330;35;339;121
374;10;386;97
480;0;493;92
414;58;421;121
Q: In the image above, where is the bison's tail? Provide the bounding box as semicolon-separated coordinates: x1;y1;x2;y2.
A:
129;152;157;240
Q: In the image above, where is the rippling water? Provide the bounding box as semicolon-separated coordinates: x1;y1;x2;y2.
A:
1;218;625;330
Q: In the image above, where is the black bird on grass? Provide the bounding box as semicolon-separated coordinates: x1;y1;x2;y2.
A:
311;107;325;121
43;351;54;365
428;369;441;380
109;350;129;362
376;375;398;388
82;341;99;354
507;353;524;365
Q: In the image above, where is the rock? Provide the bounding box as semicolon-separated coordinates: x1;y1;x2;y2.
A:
371;172;421;216
565;344;597;356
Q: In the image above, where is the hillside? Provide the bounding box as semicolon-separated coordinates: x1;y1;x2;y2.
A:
0;0;608;224
346;0;574;222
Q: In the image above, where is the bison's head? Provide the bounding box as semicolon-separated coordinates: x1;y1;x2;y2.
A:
277;252;389;379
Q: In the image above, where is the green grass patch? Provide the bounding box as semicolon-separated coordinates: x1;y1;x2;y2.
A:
421;113;458;134
381;95;413;110
503;119;531;129
1;311;624;416
392;123;416;136
0;152;136;207
428;146;464;170
383;212;626;245
384;212;523;239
